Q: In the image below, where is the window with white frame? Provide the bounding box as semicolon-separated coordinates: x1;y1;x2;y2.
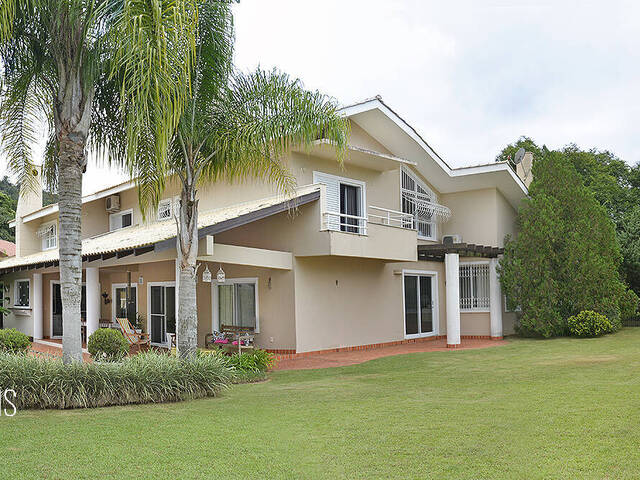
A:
39;221;57;250
313;171;366;234
214;279;259;331
109;209;133;231
14;279;29;307
157;199;173;221
459;263;490;310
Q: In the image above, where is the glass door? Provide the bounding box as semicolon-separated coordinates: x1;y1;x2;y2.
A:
403;274;435;337
150;284;175;345
52;283;63;337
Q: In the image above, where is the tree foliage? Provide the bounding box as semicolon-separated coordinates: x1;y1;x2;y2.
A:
499;151;626;337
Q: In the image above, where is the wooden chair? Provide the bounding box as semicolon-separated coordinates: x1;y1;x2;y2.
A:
116;318;150;352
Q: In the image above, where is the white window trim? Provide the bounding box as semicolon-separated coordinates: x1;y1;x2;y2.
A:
109;208;134;232
13;279;30;308
111;283;139;321
313;171;367;235
41;220;58;251
402;269;439;339
147;281;176;346
211;277;260;334
400;166;438;240
459;261;491;313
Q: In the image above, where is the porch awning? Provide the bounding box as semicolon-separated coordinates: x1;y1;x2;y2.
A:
0;185;320;274
417;242;504;262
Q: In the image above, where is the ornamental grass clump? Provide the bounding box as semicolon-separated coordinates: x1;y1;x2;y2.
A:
567;310;617;338
0;351;234;410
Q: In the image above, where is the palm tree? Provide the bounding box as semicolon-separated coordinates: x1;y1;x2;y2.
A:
0;0;197;362
133;3;349;358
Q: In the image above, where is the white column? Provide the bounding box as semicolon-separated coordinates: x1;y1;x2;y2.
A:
489;257;503;339
32;273;43;340
445;253;460;348
86;267;100;339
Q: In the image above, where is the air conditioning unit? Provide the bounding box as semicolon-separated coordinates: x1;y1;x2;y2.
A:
105;194;121;213
442;234;462;245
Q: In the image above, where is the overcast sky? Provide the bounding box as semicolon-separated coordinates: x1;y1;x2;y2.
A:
4;0;640;193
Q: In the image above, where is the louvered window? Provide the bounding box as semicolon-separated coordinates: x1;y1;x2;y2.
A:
459;263;490;310
313;171;366;234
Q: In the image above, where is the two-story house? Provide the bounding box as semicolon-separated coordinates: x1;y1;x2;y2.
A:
0;97;530;355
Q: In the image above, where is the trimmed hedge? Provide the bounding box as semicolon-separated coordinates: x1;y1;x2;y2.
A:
567;310;616;338
0;328;31;353
87;328;129;361
0;351;233;409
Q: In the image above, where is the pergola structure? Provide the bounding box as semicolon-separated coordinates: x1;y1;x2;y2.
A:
416;242;505;348
417;243;504;262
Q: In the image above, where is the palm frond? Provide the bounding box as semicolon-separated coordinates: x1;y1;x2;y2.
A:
112;0;199;198
199;68;349;195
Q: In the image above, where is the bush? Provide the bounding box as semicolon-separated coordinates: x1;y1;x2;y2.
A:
567;310;616;338
0;328;30;353
0;350;233;410
198;348;275;381
87;328;129;361
619;288;639;322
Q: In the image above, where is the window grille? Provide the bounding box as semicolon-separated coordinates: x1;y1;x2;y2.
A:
401;167;437;239
157;199;173;221
459;263;490;310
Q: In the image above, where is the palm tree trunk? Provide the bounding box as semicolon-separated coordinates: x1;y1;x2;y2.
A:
56;67;93;364
176;182;199;359
59;134;85;363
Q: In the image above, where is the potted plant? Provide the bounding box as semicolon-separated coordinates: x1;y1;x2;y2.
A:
134;313;145;334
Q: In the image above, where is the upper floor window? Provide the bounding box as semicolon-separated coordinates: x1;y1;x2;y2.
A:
157;199;173;221
401;167;437;240
39;221;57;250
459;263;490;311
109;209;133;231
313;171;366;234
14;279;29;307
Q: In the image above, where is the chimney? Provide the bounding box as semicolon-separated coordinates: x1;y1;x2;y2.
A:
516;152;534;188
15;165;44;258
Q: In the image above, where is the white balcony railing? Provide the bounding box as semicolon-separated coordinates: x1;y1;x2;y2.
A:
368;206;415;228
322;201;450;238
322;211;368;235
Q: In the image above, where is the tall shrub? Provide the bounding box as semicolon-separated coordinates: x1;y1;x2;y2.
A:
500;151;626;337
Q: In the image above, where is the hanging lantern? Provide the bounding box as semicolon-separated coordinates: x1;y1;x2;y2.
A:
216;266;226;284
202;265;212;283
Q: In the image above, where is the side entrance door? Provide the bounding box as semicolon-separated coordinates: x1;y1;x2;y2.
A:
150;284;175;346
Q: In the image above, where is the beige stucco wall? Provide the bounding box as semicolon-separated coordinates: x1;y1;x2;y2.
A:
0;271;35;337
441;188;518;247
293;256;447;353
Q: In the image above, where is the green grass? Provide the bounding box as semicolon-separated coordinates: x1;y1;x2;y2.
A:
2;329;640;479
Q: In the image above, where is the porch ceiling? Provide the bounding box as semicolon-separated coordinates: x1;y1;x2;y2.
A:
0;185;320;274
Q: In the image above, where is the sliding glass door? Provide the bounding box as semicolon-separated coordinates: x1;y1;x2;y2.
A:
149;283;175;345
403;273;436;337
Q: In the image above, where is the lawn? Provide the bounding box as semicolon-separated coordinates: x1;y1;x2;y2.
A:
2;330;640;479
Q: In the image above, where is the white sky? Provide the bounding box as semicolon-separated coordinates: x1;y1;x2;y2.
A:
3;0;640;194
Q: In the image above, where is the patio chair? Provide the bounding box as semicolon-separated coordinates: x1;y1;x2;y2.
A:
116;318;150;352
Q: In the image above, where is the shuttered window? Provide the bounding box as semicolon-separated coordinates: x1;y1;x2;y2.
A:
459;263;490;310
313;171;366;234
